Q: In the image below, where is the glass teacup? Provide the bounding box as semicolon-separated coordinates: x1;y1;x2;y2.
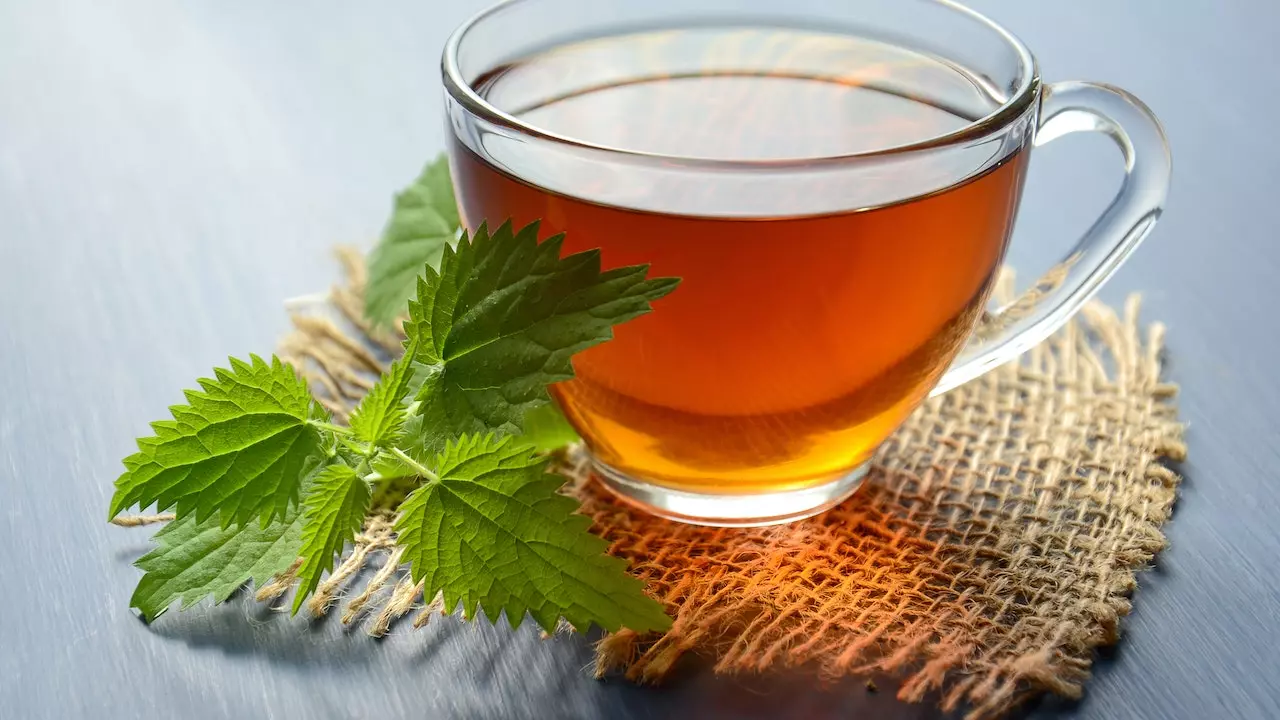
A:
442;0;1170;525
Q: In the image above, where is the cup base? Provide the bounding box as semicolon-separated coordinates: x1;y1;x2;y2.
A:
590;458;870;527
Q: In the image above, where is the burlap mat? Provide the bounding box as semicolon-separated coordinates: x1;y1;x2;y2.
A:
268;248;1185;719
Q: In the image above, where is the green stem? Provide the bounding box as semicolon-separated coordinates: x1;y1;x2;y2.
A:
310;420;353;437
391;447;438;483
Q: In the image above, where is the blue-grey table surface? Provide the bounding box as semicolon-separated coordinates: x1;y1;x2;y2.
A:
2;1;1277;718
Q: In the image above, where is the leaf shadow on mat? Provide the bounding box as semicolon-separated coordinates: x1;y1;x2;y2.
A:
141;588;385;670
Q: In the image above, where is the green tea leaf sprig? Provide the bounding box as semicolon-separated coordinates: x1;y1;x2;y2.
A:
109;160;677;634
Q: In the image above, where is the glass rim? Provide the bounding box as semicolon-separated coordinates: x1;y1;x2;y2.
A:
441;0;1040;170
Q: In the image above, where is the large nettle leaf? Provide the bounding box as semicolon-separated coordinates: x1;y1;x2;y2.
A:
108;355;329;527
130;505;304;621
364;155;460;327
406;220;679;454
395;434;672;634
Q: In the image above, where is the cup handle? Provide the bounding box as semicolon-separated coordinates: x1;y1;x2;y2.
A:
934;81;1172;395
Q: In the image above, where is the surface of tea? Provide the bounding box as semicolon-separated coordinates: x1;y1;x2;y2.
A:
452;29;1029;492
476;28;1002;160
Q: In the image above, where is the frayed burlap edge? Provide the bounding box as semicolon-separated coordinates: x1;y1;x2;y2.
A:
115;249;1184;719
581;290;1184;718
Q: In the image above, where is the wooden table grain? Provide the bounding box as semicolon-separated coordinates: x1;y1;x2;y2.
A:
3;1;1278;718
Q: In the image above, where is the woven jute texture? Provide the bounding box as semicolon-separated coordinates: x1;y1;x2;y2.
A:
270;249;1185;719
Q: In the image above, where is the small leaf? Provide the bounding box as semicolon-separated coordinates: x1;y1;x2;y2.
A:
406;220;679;454
364;156;460;326
519;402;580;452
292;463;371;614
108;354;330;528
130;506;304;621
370;448;422;481
395;434;671;634
347;343;418;449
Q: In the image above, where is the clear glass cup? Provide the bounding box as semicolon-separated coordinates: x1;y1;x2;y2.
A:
442;0;1171;525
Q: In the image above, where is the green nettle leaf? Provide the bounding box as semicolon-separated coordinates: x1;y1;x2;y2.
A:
518;402;581;452
406;221;679;454
395;434;671;634
369;443;427;481
112;154;684;633
364;155;461;326
292;463;371;613
108;355;330;528
130;505;304;621
347;343;418;449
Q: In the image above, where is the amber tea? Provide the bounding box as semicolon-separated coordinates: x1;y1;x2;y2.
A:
450;28;1029;497
441;0;1172;526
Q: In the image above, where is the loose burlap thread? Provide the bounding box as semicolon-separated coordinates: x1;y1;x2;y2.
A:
172;248;1186;718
